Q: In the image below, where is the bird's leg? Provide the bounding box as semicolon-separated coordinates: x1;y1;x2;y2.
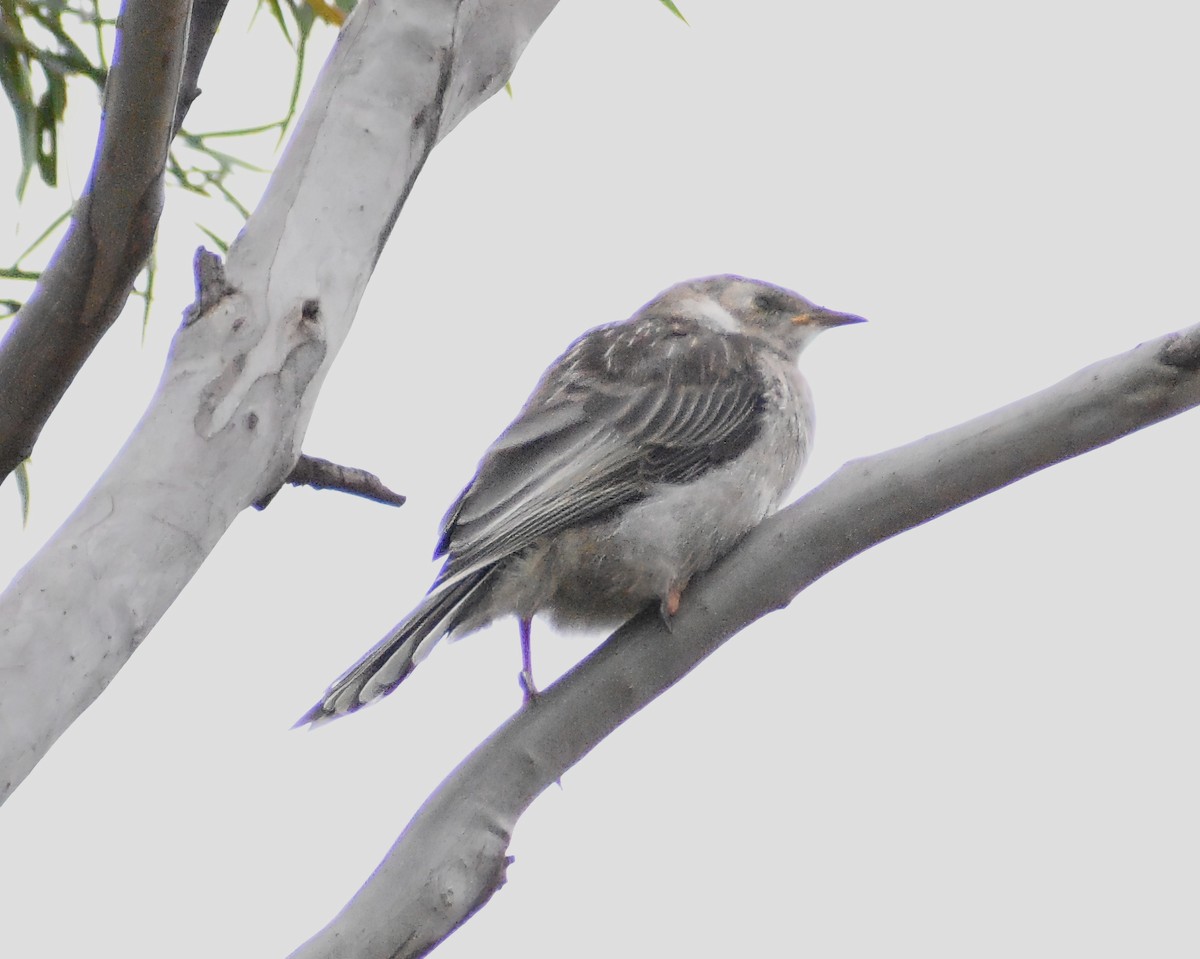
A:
518;617;539;705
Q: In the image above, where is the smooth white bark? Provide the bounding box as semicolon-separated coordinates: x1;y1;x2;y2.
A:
0;0;561;804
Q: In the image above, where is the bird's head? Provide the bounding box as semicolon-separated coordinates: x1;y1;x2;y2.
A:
644;274;866;361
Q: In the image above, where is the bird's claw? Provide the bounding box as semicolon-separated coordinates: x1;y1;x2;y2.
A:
518;669;540;706
659;586;683;631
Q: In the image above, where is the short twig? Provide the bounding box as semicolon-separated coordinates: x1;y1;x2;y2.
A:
256;454;407;510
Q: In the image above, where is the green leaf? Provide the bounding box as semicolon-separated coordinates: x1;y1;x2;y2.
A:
91;0;111;72
194;143;269;174
20;2;105;83
34;73;66;187
195;223;230;254
189;120;287;140
260;0;293;46
0;265;40;280
294;2;316;39
138;254;156;338
278;19;307;146
0;16;38;196
10;204;73;267
657;0;688;25
208;177;251;219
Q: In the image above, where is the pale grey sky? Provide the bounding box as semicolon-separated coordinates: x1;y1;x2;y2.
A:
1;3;1197;956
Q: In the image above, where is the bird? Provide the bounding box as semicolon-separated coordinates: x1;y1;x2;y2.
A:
297;275;864;726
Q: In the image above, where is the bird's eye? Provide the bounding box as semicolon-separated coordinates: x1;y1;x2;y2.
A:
753;292;785;313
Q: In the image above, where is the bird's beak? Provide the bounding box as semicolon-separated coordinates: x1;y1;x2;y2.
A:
793;307;868;329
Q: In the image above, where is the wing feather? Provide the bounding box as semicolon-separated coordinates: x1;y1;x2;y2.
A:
433;317;770;584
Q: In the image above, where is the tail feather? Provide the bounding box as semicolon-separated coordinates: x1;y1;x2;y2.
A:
295;568;494;727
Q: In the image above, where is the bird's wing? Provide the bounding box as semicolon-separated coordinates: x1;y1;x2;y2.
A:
434;316;770;583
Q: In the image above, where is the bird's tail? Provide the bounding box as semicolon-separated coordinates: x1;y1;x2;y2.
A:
295;568;494;727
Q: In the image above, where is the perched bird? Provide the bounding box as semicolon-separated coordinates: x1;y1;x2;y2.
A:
297;275;864;726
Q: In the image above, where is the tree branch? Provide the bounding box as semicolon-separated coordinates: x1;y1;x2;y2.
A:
0;0;229;484
288;322;1200;959
0;0;561;805
257;454;407;509
174;0;231;132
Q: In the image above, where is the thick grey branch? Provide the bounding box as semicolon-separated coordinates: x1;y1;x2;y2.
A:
0;0;227;484
289;321;1200;959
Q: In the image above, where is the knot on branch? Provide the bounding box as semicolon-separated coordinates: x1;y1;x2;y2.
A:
182;247;235;326
1159;326;1200;372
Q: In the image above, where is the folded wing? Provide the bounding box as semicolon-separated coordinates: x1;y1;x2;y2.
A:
434;316;770;586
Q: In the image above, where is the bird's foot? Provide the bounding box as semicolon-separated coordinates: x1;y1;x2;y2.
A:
659;586;683;631
518;669;540;706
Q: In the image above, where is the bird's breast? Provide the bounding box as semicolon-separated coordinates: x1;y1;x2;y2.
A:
535;357;812;627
